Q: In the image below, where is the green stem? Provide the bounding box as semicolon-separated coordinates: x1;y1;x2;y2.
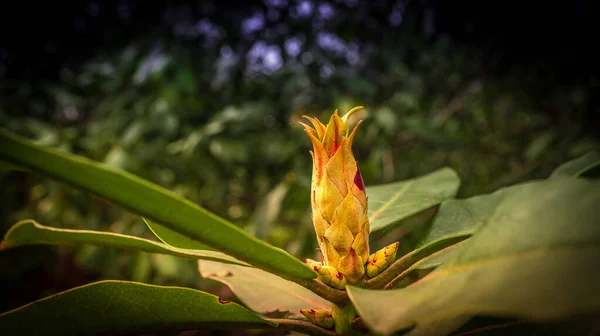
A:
364;237;467;289
332;303;356;335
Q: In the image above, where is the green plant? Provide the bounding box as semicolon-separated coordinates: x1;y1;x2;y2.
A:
0;107;599;336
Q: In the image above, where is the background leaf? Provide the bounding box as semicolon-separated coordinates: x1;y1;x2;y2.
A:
143;218;212;250
199;260;330;319
419;182;531;248
349;178;600;336
0;129;315;280
0;280;272;335
367;167;461;231
0;220;247;266
550;151;600;178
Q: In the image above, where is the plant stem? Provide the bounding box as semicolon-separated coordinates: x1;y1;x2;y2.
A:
332;302;356;335
382;242;464;289
364;237;467;289
265;318;337;336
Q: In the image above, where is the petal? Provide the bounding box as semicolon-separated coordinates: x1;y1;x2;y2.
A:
351;163;367;209
341;106;364;125
305;130;328;185
338;248;364;283
347;120;363;149
315;172;344;221
324;218;354;256
322;112;346;157
334;191;363;235
311;198;331;237
351;226;370;262
320;236;341;268
302;116;327;140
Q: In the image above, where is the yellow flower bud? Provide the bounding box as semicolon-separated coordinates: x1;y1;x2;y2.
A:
300;309;334;329
366;242;399;278
307;259;347;290
300;107;370;283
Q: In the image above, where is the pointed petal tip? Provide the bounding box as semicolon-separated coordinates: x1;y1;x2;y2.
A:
341;106;364;122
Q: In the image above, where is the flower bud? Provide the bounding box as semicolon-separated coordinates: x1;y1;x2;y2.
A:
300;309;334;329
300;107;370;283
366;242;399;278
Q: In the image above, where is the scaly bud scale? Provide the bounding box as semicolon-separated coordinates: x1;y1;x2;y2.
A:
300;107;370;283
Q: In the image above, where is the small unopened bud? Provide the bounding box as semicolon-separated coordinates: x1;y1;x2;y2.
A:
366;242;399;278
300;309;334;329
306;258;322;269
311;263;347;290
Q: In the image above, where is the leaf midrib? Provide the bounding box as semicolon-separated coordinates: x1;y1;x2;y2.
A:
369;181;414;222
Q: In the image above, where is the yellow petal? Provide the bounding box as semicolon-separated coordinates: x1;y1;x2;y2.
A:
351;227;370;262
322;113;346;157
324;138;348;196
338;248;364;283
334;191;363;236
350;163;367;209
320;236;341;268
324;218;354;256
311;197;330;234
325;138;358;198
341;106;364;125
302;116;327;140
315;172;344;221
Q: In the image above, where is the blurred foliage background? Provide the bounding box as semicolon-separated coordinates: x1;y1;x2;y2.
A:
1;0;599;327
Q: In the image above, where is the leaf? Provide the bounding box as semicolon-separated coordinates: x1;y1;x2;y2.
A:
379;241;465;290
0;128;315;280
251;180;290;240
143;218;212;250
0;280;272;335
550;151;600;178
419;182;529;248
349;178;600;336
392;181;538;278
0;160;30;172
367;167;461;231
199;261;331;319
0;220;248;266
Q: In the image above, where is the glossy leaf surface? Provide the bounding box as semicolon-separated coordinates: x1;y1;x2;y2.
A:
199;260;330;319
0;129;315;280
367;167;461;231
350;178;600;335
0;220;247;266
0;281;272;335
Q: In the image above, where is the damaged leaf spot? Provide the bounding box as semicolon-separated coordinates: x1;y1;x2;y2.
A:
218;297;232;304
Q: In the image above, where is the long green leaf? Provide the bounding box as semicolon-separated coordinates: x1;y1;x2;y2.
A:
0;280;272;335
367;167;460;231
349;178;600;336
148;216;332;316
550;151;600;178
0;128;314;280
419;181;531;248
143;217;212;250
365;183;531;289
199;260;331;319
0;220;247;266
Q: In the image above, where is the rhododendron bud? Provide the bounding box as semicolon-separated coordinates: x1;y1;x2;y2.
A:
300;309;334;329
300;107;370;283
366;242;399;278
